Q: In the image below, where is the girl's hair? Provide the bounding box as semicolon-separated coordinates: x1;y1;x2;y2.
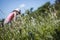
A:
12;10;21;14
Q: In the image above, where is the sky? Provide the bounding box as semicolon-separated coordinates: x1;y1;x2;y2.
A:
0;0;55;19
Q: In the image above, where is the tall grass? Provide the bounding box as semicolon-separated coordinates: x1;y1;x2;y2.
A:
0;12;60;40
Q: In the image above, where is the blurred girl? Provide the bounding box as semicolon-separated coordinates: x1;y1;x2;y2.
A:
4;9;21;26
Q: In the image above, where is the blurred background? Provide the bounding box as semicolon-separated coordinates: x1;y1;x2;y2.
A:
0;0;60;40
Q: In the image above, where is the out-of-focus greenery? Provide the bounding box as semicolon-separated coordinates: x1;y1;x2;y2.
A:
0;0;60;40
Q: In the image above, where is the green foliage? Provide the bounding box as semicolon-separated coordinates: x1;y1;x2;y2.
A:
0;1;60;40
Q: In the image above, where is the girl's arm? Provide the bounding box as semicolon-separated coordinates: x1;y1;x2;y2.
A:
14;12;17;22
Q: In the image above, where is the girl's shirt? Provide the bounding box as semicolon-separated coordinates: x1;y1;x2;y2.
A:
4;12;14;24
